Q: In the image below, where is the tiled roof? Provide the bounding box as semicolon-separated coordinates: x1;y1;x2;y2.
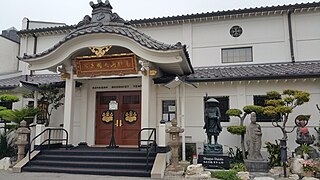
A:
0;74;63;89
186;61;320;82
17;2;320;35
20;0;185;60
130;2;320;25
20;23;184;60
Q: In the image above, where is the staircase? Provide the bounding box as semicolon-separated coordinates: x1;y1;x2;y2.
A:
22;147;157;177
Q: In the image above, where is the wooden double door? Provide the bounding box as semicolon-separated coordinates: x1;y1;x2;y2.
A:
95;91;141;146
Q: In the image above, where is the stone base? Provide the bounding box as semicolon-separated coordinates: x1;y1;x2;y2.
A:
166;164;185;172
204;144;223;154
244;159;269;172
198;153;230;169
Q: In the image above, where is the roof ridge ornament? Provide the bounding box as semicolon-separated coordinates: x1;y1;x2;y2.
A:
76;0;128;27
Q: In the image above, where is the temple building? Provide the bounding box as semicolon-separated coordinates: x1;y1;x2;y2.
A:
1;1;320;162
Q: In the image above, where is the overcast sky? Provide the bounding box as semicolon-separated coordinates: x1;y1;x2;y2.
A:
0;0;316;31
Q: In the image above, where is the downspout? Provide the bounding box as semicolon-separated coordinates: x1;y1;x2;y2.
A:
26;18;30;30
31;33;37;76
288;9;295;63
32;33;37;55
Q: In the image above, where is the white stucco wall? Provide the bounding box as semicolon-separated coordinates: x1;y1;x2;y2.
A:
13;8;320;151
294;12;320;61
17;11;320;74
157;78;320;152
0;37;19;74
136;11;320;67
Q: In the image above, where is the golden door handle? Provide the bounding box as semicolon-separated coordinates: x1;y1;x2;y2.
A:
119;120;123;127
115;120;119;127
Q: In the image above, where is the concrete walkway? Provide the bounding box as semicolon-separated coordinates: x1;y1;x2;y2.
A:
0;170;151;180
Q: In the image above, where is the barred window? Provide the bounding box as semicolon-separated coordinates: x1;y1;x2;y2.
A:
222;47;252;63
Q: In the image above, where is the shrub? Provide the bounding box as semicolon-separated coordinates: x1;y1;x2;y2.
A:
227;126;246;135
265;140;281;167
0;132;16;159
228;146;245;163
0;94;19;102
211;170;240;180
0;107;39;126
0;106;7;111
231;163;247;172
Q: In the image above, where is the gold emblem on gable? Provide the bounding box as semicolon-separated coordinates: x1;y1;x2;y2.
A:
125;110;138;123
89;46;112;57
102;111;113;123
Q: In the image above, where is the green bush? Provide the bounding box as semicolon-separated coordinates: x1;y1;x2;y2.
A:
0;132;16;159
227;126;246;135
0;106;7;111
227;146;245;163
0;107;39;126
231;163;247;172
211;170;240;180
264;140;281;167
0;94;19;102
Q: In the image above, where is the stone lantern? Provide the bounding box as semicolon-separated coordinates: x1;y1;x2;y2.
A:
166;118;184;171
15;120;31;162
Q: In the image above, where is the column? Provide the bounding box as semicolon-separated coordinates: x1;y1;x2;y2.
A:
79;83;88;142
141;61;150;139
63;66;75;144
181;83;186;161
33;91;38;124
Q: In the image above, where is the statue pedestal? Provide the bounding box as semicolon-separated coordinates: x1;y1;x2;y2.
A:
203;144;223;154
197;153;230;169
244;159;269;172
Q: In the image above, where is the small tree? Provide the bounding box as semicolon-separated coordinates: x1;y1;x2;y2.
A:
0;107;38;126
226;105;263;159
38;85;64;126
0;94;19;103
263;89;310;140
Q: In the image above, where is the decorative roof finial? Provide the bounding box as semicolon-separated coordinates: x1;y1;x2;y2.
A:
77;0;128;27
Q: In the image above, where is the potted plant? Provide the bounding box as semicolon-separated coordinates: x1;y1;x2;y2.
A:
301;143;310;159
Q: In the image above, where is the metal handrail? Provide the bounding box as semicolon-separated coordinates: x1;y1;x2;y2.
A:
28;128;68;166
138;128;157;171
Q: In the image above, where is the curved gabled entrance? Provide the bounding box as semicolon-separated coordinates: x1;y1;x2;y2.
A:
95;91;141;146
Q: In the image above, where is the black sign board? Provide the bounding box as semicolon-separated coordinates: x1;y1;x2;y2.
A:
198;153;230;169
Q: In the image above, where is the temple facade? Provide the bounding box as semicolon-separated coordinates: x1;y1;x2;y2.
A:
1;1;320;157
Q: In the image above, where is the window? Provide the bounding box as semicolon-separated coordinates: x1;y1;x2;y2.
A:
162;100;176;122
37;101;49;121
222;47;252;63
28;101;34;108
0;101;12;110
204;96;230;122
230;25;243;38
253;95;280;122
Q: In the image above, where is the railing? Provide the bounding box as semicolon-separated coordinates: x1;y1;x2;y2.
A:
138;128;157;171
28;128;68;166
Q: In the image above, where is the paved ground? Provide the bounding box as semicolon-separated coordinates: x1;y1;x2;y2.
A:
0;170;151;180
1;170;319;180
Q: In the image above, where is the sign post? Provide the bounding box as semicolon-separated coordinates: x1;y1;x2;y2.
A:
107;100;119;149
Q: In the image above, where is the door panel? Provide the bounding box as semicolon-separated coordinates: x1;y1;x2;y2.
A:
95;93;118;145
95;91;141;145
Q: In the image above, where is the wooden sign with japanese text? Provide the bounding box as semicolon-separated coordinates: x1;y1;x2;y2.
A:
75;55;137;77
